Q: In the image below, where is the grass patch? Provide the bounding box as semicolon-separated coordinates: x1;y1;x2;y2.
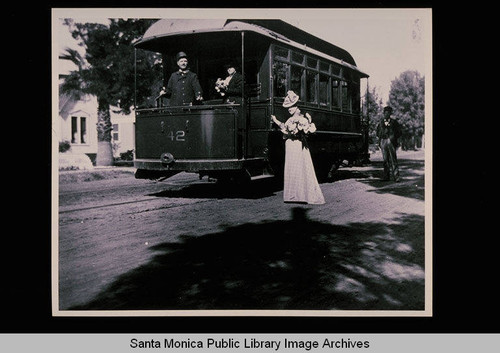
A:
59;169;135;184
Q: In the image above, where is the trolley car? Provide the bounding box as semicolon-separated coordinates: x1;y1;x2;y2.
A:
133;19;369;182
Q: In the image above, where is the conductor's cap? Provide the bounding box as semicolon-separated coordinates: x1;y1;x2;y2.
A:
176;51;188;61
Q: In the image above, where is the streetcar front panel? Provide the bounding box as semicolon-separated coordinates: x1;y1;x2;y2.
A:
134;106;241;174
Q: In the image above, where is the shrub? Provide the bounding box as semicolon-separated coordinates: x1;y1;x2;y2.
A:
59;140;71;153
120;149;134;161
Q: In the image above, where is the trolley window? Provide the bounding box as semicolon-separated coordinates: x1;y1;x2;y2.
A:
319;61;330;73
291;52;304;64
332;80;340;110
332;63;342;77
274;46;289;61
290;66;304;98
351;81;360;114
272;44;362;113
307;57;318;69
273;61;289;98
319;74;329;107
341;81;351;112
306;69;317;104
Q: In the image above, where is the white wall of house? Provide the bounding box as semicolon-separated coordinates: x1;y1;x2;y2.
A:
59;94;98;155
110;109;135;158
58;93;136;159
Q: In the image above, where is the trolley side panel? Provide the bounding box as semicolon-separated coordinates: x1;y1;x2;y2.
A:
135;110;237;160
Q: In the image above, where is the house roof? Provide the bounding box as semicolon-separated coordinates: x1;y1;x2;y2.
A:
58;87;95;118
59;91;77;117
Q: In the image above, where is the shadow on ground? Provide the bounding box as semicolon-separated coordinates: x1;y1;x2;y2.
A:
329;158;425;201
69;208;425;312
149;158;424;202
149;178;281;200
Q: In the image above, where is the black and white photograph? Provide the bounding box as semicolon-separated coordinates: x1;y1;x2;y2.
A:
52;8;432;316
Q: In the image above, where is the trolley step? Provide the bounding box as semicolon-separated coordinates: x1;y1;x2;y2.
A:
250;174;275;181
249;166;275;181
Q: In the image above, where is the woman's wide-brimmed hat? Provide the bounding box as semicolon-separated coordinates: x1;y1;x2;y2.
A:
283;90;299;108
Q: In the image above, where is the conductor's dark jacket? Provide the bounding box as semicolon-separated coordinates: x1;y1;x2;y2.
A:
164;70;203;106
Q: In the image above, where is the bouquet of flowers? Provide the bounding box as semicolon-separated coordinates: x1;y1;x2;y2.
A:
280;112;316;149
215;78;229;95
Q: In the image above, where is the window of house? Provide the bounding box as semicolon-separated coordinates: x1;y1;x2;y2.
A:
80;117;87;144
71;116;87;144
71;116;78;143
112;124;119;141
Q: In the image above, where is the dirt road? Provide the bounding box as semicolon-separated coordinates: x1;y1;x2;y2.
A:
56;149;427;314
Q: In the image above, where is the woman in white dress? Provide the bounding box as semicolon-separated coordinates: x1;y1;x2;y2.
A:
271;91;325;205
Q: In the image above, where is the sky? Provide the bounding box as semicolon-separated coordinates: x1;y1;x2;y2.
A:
53;8;431;104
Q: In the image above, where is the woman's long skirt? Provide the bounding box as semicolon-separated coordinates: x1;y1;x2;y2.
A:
283;139;325;204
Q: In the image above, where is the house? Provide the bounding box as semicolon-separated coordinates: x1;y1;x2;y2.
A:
57;56;136;167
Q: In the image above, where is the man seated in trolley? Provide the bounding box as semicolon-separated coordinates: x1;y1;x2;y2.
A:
134;19;369;184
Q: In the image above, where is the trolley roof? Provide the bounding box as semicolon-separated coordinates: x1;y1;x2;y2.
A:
135;19;368;78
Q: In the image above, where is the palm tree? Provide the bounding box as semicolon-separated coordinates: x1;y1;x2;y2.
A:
59;19;158;166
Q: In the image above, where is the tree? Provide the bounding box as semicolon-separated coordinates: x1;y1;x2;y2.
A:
60;18;160;165
387;70;425;150
363;85;383;151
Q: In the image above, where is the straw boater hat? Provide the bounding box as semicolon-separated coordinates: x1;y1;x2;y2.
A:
283;90;299;108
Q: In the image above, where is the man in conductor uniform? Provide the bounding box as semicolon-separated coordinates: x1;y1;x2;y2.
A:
376;106;402;182
160;51;203;106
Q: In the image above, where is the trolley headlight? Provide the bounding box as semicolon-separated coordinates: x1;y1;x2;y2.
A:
160;152;175;165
